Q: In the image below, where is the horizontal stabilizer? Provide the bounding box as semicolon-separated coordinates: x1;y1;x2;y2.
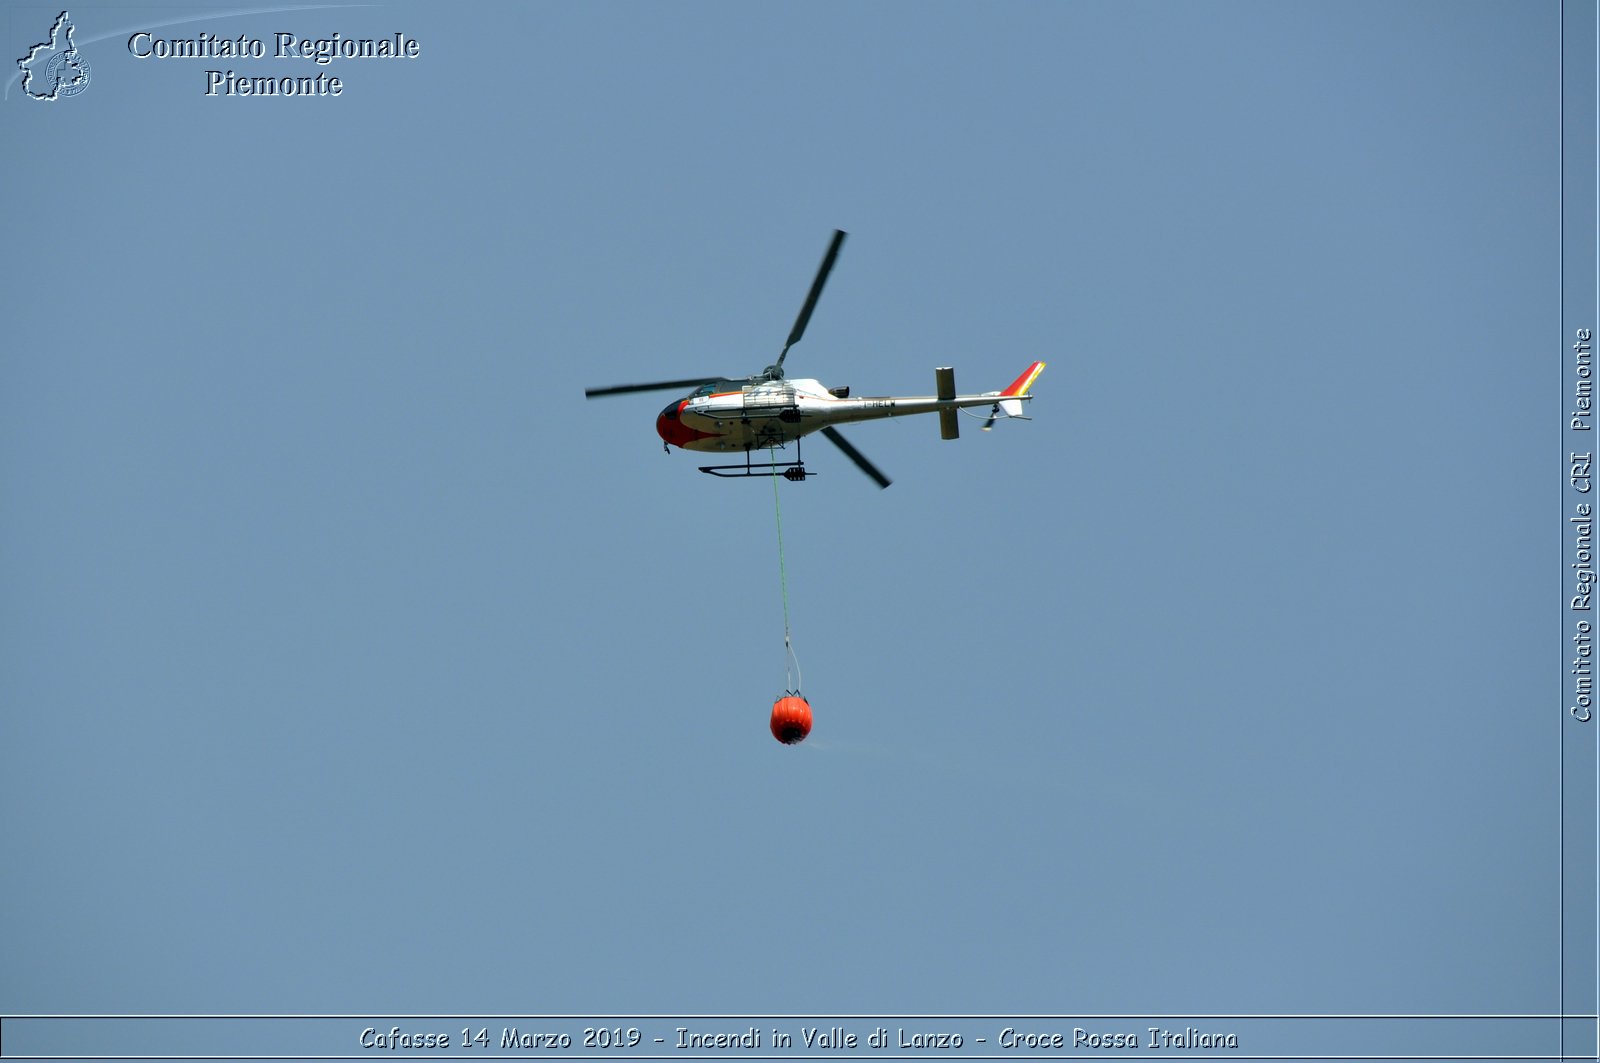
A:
936;367;958;439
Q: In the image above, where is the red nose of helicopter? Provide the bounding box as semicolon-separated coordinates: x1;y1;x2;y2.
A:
656;400;683;445
657;399;712;448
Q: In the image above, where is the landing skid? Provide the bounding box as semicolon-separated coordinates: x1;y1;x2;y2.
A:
698;440;812;481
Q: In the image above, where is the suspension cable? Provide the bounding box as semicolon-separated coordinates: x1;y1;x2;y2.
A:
770;460;802;694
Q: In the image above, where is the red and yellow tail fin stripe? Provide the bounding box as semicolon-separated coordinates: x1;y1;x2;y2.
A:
1000;361;1046;398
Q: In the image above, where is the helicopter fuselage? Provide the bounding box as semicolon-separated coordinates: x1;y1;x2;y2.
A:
656;376;1018;453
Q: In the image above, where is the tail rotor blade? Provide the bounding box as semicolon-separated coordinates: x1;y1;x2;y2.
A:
777;229;847;371
585;377;721;399
821;426;891;489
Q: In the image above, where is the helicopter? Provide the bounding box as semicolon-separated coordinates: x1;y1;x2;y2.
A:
584;230;1045;488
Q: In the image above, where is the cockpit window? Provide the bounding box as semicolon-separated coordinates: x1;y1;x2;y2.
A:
691;383;718;397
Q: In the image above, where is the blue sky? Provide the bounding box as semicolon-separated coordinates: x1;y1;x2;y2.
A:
2;0;1590;1055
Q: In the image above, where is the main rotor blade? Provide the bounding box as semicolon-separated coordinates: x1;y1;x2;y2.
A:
778;229;847;370
585;377;721;399
821;426;891;489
